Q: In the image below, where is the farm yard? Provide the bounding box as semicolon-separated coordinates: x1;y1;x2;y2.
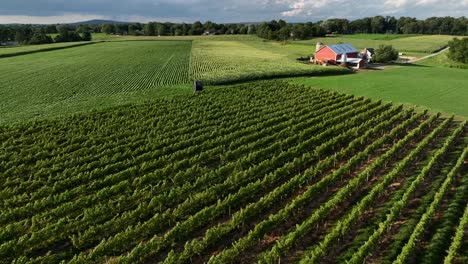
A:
0;81;467;263
1;30;468;264
291;58;468;118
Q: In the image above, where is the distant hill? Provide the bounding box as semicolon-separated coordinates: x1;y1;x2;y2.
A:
68;19;133;25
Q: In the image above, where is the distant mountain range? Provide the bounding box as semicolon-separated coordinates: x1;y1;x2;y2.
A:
70;20;261;25
67;19;133;25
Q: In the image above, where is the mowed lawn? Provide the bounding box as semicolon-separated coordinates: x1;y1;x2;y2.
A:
290;55;468;118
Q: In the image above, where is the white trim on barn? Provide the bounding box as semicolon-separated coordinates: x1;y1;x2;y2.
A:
337;58;366;69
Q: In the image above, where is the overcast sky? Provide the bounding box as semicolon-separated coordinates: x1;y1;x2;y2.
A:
0;0;467;24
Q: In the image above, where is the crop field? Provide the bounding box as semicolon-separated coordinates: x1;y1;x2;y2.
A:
0;41;192;124
190;40;346;84
1;81;467;263
0;37;346;124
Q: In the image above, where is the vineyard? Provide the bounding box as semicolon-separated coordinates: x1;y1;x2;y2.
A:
0;81;466;263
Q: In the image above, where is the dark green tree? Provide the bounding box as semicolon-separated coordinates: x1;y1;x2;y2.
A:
156;23;167;36
144;22;156;36
371;16;386;33
278;26;290;42
374;44;399;62
448;37;468;64
44;24;58;34
191;21;203;35
14;26;33;44
81;31;92;41
247;25;256;35
28;33;53;45
102;24;115;35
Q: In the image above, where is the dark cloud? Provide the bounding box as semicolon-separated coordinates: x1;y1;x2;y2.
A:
0;0;467;23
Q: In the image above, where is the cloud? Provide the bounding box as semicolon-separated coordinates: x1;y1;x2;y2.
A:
0;0;467;24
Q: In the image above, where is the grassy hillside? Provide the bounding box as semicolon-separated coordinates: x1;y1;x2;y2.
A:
290;54;468;118
1;81;466;263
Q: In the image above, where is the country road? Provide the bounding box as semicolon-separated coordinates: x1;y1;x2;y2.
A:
407;47;450;63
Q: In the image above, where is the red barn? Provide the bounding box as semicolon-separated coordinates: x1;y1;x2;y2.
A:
315;43;359;65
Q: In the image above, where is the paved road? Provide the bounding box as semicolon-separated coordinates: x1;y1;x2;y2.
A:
407;47;450;63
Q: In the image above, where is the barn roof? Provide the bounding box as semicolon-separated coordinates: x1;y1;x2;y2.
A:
327;44;358;55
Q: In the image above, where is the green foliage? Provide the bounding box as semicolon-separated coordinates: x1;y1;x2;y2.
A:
447;37;468;64
101;24;116;35
374;44;399;62
28;33;53;45
81;31;92;41
0;81;466;263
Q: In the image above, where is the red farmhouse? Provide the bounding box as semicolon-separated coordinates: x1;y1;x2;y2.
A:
314;43;359;65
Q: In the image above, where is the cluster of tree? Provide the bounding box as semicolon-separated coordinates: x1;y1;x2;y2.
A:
258;16;467;41
100;21;252;36
351;16;467;35
256;20;325;41
448;38;468;64
373;45;399;63
0;24;93;45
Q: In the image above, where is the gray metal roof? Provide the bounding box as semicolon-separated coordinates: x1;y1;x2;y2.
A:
327;44;358;55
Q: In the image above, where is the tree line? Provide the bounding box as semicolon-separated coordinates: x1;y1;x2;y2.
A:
92;16;468;40
0;25;92;45
96;16;468;40
1;16;466;45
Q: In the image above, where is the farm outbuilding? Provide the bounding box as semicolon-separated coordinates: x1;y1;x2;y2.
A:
314;43;359;65
362;48;375;63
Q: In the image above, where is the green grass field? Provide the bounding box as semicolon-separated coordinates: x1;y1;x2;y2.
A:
293;35;456;54
338;33;421;40
290;54;468;118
